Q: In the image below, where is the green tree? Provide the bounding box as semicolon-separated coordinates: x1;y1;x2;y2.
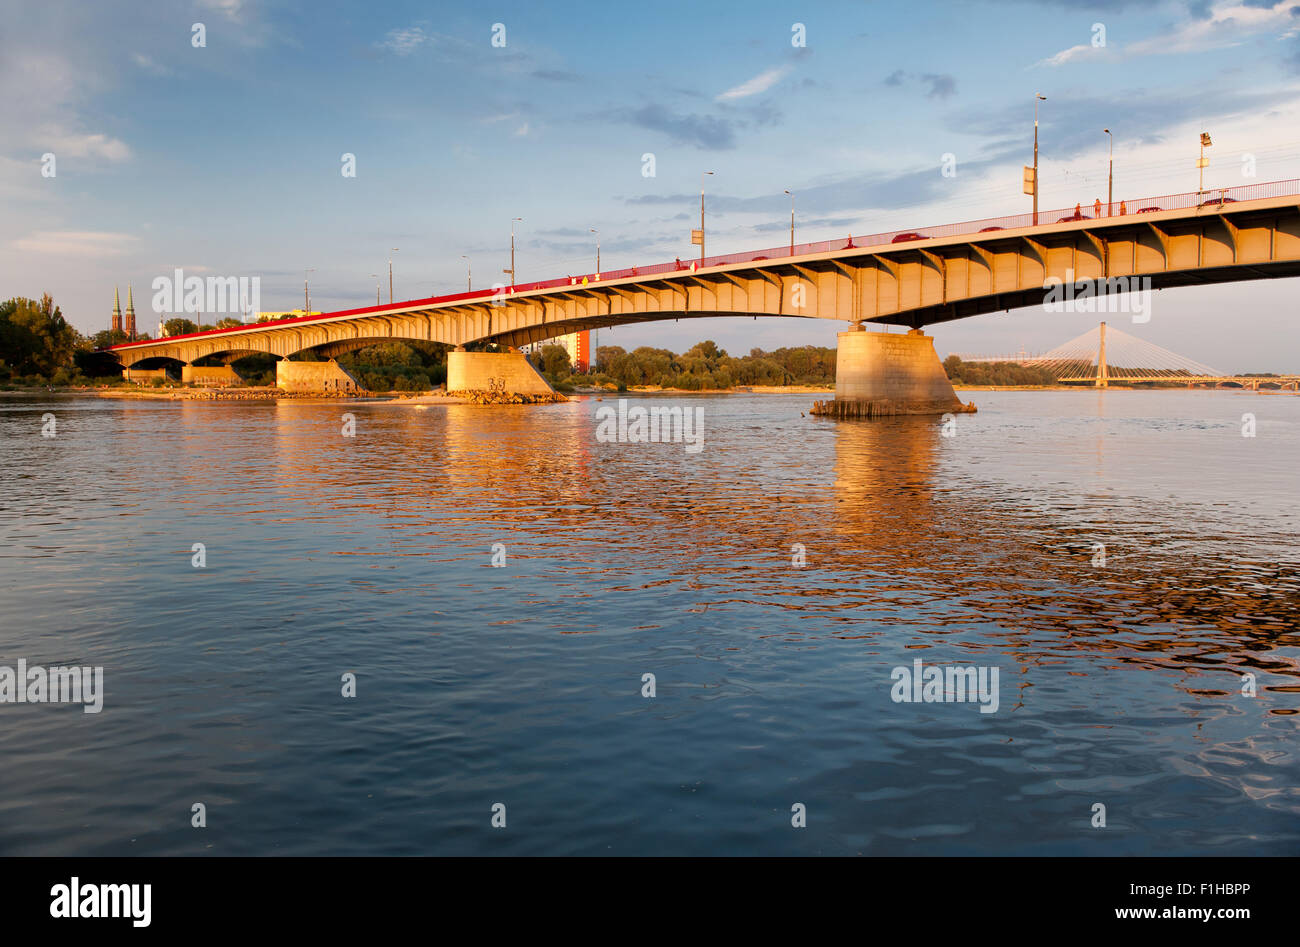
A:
539;344;571;378
163;318;200;337
0;294;80;377
943;355;1055;386
88;328;130;351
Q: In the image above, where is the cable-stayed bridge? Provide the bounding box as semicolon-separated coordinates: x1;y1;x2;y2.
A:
956;322;1300;388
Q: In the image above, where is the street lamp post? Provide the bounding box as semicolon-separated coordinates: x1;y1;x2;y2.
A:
1104;128;1113;216
506;218;523;285
369;273;380;305
590;229;600;276
461;255;471;292
1033;93;1046;226
784;189;794;255
1198;131;1212;195
388;249;399;304
304;267;315;314
700;170;714;262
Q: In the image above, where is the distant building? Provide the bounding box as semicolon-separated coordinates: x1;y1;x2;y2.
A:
111;287;122;334
523;329;589;372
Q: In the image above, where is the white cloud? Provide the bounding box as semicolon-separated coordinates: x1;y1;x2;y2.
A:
38;128;131;162
1035;44;1107;68
130;52;170;76
716;65;792;101
11;231;138;258
0;48;130;167
1128;0;1300;57
1038;0;1300;66
196;0;247;22
379;26;429;55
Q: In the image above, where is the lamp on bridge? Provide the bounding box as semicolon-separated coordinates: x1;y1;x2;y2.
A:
461;255;471;292
506;218;523;286
698;170;714;262
1198;132;1212;194
1104;128;1113;216
304;267;315;315
388;248;399;304
784;189;794;255
369;273;380;305
1031;93;1046;226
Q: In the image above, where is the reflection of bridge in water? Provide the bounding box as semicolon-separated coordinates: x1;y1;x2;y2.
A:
958;321;1300;389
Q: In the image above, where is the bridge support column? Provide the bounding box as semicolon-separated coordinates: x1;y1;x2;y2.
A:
812;327;975;419
447;349;556;397
275;358;362;394
182;364;243;387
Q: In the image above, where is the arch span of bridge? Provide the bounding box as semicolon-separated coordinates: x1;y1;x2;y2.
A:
106;180;1300;409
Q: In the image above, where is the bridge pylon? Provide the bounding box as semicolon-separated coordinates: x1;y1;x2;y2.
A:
1096;321;1109;388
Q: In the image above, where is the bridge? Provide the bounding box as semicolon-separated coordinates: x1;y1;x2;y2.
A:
958;322;1300;389
107;177;1300;413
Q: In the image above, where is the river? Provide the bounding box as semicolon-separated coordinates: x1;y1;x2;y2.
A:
0;389;1296;855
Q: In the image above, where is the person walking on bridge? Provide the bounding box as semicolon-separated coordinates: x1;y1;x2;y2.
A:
1074;202;1082;219
1093;198;1102;218
1119;200;1127;215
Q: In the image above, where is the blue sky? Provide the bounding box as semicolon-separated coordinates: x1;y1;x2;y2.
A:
4;0;1300;370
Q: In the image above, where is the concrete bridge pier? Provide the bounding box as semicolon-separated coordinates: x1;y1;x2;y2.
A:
812;325;976;419
181;364;243;387
446;349;556;397
275;358;362;394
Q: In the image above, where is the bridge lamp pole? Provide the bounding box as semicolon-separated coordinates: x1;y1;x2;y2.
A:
388;249;399;304
1104;129;1113;216
461;255;471;292
784;189;794;255
589;228;600;276
700;170;714;262
304;267;315;314
369;273;380;305
1198;131;1212;195
1033;94;1046;226
506;218;523;286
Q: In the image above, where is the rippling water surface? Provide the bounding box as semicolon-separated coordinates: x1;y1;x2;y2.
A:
1;389;1296;855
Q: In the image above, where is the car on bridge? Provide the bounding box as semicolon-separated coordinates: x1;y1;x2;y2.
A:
978;226;1004;232
1136;206;1162;214
1198;196;1237;208
1057;212;1092;223
891;232;930;243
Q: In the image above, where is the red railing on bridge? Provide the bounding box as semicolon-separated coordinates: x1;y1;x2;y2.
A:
109;177;1300;352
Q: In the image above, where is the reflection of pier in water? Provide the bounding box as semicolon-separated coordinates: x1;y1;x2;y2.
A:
828;413;1300;705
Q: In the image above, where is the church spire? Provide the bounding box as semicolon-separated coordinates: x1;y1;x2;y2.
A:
124;284;137;340
111;286;122;334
